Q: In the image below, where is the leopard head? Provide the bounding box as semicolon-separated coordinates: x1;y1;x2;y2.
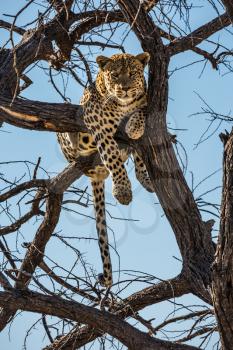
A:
96;53;150;103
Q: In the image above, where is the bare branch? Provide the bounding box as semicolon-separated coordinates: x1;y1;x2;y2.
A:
39;261;99;303
0;20;26;35
168;13;231;55
0;179;47;202
0;161;84;330
45;274;191;349
0;96;85;132
0;289;200;350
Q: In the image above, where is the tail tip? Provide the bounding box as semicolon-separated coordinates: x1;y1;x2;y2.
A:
98;273;113;288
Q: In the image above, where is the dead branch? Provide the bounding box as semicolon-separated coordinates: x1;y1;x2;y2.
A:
0;289;199;350
168;13;230;55
0;20;26;35
44;274;191;349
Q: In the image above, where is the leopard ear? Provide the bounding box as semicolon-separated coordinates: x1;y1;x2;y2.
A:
135;52;150;67
96;56;111;70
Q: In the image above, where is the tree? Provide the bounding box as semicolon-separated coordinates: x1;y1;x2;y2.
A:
0;0;233;349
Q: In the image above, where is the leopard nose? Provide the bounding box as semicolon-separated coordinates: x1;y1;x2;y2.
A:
122;87;128;92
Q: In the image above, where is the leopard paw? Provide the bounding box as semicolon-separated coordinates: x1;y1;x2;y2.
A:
140;176;154;193
136;171;154;193
113;183;132;205
125;118;145;140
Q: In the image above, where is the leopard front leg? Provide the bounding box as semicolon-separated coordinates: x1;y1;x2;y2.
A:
94;132;132;205
125;108;146;140
83;90;132;205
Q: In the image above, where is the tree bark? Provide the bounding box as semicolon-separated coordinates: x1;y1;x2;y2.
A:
44;274;191;349
0;289;199;350
221;0;233;22
0;96;85;132
212;130;233;349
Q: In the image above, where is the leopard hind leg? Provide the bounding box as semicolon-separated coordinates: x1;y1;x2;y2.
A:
132;150;154;193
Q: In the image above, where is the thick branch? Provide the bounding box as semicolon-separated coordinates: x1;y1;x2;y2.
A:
0;289;199;350
221;0;233;21
114;274;190;317
212;130;233;349
0;20;26;35
118;0;164;50
0;8;125;93
137;131;214;301
44;274;191;349
0;96;85;132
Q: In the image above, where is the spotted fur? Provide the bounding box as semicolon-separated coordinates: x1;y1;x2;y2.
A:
57;53;153;287
143;0;157;11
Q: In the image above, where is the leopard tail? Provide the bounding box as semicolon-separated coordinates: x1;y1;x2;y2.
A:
91;179;113;287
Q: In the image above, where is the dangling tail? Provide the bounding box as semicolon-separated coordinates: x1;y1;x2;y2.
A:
91;179;113;287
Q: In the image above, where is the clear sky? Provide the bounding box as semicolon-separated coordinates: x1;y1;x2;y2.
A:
0;1;232;349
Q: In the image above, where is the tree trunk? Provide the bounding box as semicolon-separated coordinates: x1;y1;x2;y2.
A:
212;130;233;349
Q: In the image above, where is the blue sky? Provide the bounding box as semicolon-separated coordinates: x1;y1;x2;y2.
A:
0;1;232;349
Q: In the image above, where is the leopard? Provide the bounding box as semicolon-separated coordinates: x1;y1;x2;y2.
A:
57;52;153;288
